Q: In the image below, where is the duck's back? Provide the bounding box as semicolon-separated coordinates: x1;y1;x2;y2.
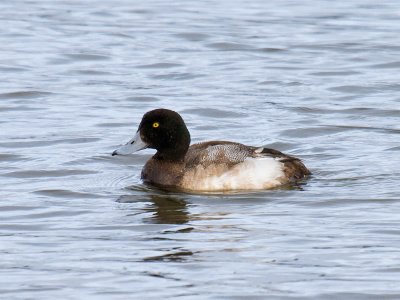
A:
178;141;310;191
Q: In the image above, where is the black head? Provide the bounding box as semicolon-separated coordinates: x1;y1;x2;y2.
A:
138;109;191;161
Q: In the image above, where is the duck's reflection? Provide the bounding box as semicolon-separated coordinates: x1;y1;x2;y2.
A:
116;185;190;224
116;186;195;262
145;194;189;224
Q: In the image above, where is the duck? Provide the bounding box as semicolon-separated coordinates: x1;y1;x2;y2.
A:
112;108;310;192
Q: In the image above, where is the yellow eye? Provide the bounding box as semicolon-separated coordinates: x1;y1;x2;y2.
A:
152;122;159;128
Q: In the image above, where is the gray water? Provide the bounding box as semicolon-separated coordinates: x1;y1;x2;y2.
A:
1;0;400;299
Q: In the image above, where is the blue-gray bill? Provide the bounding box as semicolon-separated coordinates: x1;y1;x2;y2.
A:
112;131;148;156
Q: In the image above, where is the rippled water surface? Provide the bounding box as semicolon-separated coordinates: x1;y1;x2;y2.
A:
1;1;400;299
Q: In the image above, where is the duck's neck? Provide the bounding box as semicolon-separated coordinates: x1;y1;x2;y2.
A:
154;128;190;162
154;148;187;162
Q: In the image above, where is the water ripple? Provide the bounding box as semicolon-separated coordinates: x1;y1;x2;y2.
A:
4;169;98;178
0;91;53;99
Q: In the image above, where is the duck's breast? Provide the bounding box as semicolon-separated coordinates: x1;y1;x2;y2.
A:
141;159;184;187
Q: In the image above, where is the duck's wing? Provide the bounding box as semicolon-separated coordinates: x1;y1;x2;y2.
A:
186;141;254;168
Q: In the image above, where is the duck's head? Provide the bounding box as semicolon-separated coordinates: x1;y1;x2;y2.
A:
112;109;191;161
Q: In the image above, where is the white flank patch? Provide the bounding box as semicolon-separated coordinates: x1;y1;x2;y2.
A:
191;157;284;191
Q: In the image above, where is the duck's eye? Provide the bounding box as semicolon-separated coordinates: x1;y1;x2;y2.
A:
152;122;159;128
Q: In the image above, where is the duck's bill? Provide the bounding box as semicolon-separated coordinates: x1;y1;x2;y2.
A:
112;131;148;156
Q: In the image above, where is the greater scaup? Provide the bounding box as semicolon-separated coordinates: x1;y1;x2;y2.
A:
112;109;310;191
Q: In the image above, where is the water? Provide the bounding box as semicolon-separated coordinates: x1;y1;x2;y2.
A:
1;0;400;299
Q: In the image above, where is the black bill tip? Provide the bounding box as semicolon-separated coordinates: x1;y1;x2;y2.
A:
111;150;118;156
